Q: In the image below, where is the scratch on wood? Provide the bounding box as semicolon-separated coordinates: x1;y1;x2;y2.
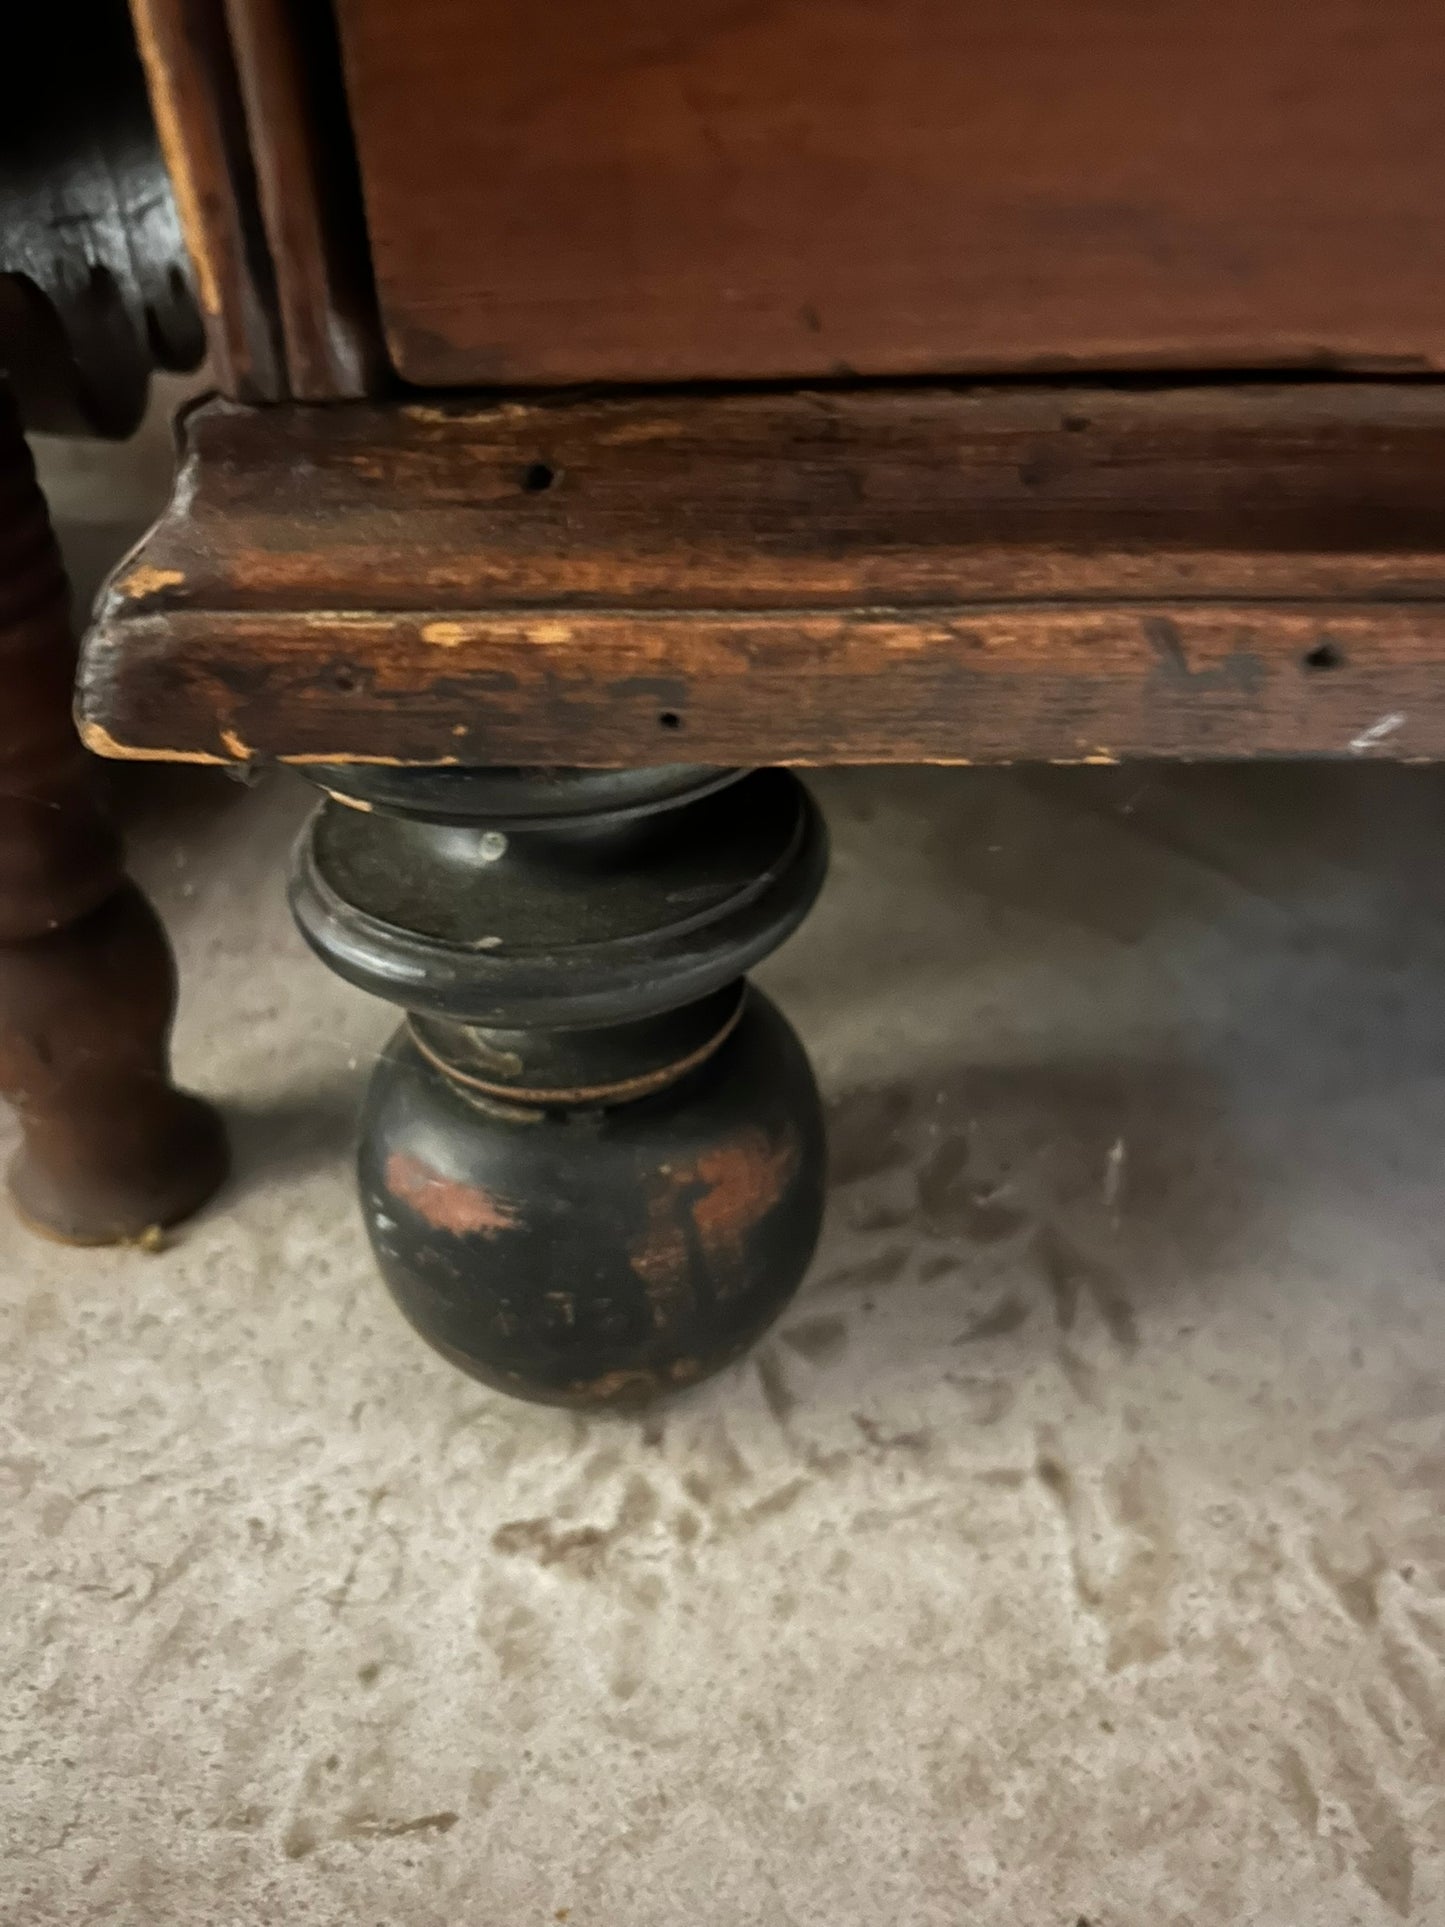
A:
77;720;219;763
1349;713;1406;752
116;566;185;599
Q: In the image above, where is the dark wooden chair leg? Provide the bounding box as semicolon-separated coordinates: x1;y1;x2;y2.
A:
0;391;227;1244
290;765;828;1404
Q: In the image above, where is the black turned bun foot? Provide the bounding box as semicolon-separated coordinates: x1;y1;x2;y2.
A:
359;986;823;1404
290;764;829;1406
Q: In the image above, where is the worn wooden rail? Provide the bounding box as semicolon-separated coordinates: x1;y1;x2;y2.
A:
79;381;1445;766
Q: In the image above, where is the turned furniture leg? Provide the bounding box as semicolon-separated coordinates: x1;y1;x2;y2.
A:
0;390;227;1243
290;765;828;1404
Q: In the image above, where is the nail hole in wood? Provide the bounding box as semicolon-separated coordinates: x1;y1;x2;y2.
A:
520;461;556;493
333;665;358;692
1303;640;1344;670
658;711;682;731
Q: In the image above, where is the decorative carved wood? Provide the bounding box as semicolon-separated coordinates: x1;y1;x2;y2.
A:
130;0;380;399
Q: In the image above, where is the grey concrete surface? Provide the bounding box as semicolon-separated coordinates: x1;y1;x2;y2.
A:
2;420;1443;1925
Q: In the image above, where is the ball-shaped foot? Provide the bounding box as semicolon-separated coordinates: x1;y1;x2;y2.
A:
359;987;824;1405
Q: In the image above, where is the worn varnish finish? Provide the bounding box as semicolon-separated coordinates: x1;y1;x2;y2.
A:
80;383;1445;766
130;0;382;400
222;0;382;397
334;0;1445;385
289;766;827;1401
0;392;226;1242
130;0;286;399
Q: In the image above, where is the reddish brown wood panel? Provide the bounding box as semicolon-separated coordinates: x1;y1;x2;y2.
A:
334;0;1445;387
78;383;1445;766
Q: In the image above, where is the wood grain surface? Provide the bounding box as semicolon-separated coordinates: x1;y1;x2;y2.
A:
79;383;1445;766
131;0;382;400
130;0;285;400
334;0;1445;386
222;0;382;397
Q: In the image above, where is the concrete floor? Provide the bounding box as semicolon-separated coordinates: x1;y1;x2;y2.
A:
3;418;1444;1924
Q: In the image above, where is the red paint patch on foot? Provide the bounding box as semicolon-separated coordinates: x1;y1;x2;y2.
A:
384;1152;520;1236
630;1126;799;1303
